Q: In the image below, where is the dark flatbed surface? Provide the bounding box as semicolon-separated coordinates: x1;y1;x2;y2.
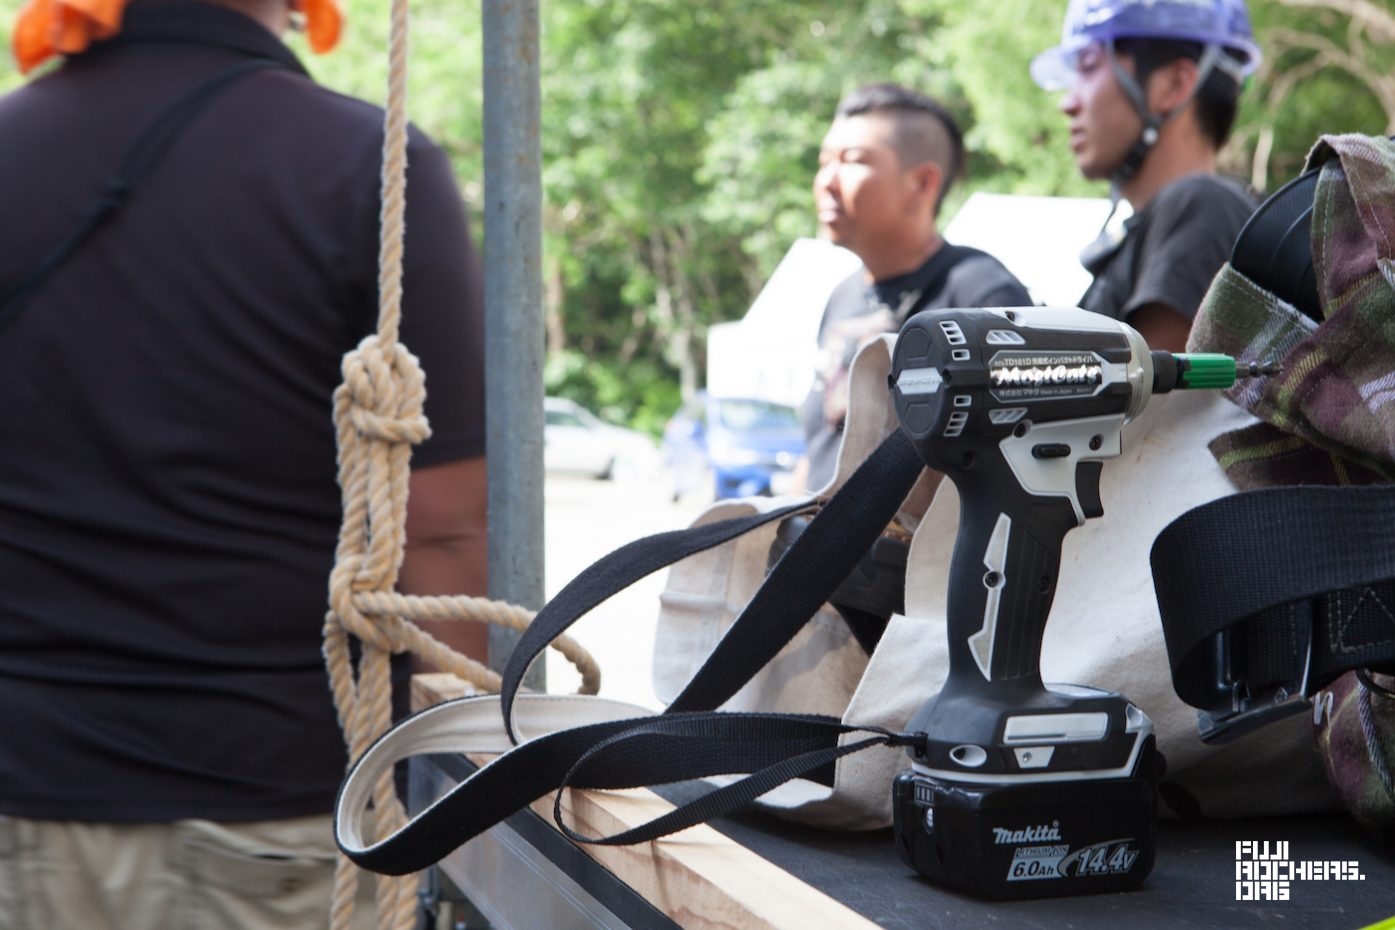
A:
656;782;1395;930
423;753;1394;929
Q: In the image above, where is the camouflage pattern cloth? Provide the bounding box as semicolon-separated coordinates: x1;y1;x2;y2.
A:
1314;671;1395;842
1188;133;1395;489
1189;133;1395;839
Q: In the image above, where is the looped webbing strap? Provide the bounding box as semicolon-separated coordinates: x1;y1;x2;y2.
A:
1151;484;1395;714
337;696;915;877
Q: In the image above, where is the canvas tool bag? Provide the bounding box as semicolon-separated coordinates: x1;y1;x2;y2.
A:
1149;133;1395;838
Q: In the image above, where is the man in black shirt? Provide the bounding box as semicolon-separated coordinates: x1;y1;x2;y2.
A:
1031;0;1261;351
0;0;486;924
801;83;1033;491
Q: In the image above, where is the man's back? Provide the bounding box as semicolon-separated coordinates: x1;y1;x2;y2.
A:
0;1;483;820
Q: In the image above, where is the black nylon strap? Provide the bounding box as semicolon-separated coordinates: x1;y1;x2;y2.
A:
553;714;915;846
351;429;926;875
1150;485;1395;710
0;58;283;333
497;497;816;739
889;243;993;327
667;429;924;712
501;428;924;738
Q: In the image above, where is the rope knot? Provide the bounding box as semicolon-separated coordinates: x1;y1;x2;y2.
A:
340;335;432;445
328;560;402;653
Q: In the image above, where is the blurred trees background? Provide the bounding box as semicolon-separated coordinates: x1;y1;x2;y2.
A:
3;0;1391;432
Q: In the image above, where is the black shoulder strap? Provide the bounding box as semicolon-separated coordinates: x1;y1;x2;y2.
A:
499;428;925;740
0;57;285;334
893;243;991;326
664;429;923;713
1150;485;1395;739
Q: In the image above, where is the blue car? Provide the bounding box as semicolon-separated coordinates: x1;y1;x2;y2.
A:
662;392;805;501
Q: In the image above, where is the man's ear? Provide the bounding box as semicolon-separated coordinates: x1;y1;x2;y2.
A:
909;161;945;213
1147;56;1200;115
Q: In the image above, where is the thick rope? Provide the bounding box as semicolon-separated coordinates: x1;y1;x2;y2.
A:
321;0;598;927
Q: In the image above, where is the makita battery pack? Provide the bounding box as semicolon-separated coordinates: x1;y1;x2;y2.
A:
892;740;1158;900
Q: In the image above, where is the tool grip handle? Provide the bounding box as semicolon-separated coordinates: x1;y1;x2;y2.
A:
943;460;1076;692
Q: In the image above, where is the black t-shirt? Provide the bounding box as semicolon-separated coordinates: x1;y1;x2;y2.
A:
802;244;1034;490
0;4;484;821
1080;174;1256;324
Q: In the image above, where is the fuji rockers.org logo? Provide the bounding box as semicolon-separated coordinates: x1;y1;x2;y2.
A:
1236;841;1365;901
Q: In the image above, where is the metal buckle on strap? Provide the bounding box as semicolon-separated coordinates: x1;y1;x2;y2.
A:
1196;618;1314;744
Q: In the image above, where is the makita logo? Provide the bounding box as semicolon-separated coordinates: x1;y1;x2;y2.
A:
895;367;944;394
994;823;1063;844
991;363;1102;387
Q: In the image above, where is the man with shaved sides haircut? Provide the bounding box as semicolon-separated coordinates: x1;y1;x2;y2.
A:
800;83;1032;491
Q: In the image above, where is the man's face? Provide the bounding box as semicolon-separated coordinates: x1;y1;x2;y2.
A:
813;114;920;257
1058;44;1145;181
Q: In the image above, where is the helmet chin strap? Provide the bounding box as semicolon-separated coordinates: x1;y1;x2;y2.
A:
1080;40;1226;270
1106;39;1225;191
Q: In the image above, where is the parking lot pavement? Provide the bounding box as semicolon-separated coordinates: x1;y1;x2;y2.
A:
541;472;705;710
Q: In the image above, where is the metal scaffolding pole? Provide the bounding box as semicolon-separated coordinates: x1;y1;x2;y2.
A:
482;0;545;688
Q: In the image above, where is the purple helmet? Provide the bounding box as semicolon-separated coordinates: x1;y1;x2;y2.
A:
1031;0;1262;90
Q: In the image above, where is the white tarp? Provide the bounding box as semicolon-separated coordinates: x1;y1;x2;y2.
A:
944;191;1130;308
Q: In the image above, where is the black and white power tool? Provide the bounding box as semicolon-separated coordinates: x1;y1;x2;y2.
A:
887;306;1268;899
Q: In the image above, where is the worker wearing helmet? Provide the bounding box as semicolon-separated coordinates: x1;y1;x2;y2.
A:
1033;0;1262;352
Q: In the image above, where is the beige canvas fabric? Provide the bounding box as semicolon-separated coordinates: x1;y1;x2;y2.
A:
897;387;1338;821
652;337;938;723
653;333;1337;828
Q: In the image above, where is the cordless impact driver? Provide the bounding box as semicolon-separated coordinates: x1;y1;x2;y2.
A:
887;306;1269;899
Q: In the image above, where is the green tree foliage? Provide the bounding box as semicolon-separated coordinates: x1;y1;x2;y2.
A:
1234;0;1395;187
304;0;485;193
2;0;1391;432
538;0;857;408
899;1;1095;197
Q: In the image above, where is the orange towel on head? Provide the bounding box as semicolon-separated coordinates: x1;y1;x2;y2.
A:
12;0;127;74
10;0;344;75
301;0;342;55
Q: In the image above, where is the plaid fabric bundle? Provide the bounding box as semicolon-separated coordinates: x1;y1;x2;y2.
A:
1189;133;1395;839
1188;133;1395;489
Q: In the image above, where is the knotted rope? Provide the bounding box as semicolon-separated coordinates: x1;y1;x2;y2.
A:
321;1;598;927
